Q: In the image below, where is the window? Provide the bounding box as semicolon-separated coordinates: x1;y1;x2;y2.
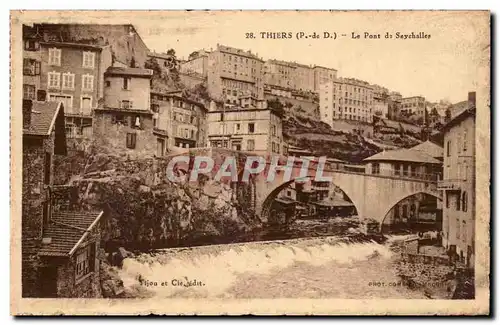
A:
123;77;130;90
82;74;94;91
248;123;255;133
105;80;111;87
112;114;127;125
463;130;467;152
82;51;95;69
24;39;39;51
456;193;461;211
372;162;380;174
75;244;95;281
48;72;61;89
247;139;255;151
48;48;61;66
157;138;165;157
23;59;40;76
37;90;47;101
133;116;142;129
121;100;133;109
62;73;75;90
126;133;137;149
462;192;468;212
23;84;35;100
81;96;92;113
456;218;460;240
446;140;451;157
48;94;72;110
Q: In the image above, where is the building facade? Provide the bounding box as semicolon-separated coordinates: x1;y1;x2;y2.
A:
22;100;102;298
207;44;265;103
313;65;337;92
439;92;476;269
39;42;112;140
372;84;390;118
206;108;284;155
93;67;156;157
401;96;427;124
151;91;207;153
319;78;374;127
180;50;209;76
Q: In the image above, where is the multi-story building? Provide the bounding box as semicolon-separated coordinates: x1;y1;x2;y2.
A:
206;108;284;155
207;44;264;103
264;59;297;90
388;91;402;120
439;92;476;269
31;23;150;68
93;67;156;157
294;63;315;92
401;96;427;124
180;49;210;76
150;91;207;153
39;41;112;140
22;100;103;298
313;65;337;92
372;84;390;118
319;78;374;127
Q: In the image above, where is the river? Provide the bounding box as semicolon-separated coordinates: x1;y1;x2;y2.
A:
117;233;428;299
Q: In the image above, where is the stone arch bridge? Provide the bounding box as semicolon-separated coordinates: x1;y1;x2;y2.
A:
159;148;442;226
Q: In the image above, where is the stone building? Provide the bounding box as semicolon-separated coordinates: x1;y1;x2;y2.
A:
313;65;337;92
439;92;476;268
401;96;427;125
206;108;285;155
39;41;112;140
28;23;150;68
207;44;265;103
179;49;210;76
319;77;374;126
22;100;103;298
150;91;208;153
93;67;156;157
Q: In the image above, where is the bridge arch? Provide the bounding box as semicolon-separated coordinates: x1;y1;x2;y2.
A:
379;190;443;231
260;176;361;221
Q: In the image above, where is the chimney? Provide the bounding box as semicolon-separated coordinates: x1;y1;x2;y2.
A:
23;99;33;129
468;92;476;111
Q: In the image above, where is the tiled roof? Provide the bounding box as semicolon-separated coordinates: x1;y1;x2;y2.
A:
38;211;103;257
105;66;153;78
410;141;443;158
363;148;442;164
23;101;61;136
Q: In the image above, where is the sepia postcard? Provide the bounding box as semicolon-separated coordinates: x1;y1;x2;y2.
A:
10;10;490;315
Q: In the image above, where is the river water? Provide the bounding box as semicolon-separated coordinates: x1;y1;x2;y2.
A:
117;234;428;299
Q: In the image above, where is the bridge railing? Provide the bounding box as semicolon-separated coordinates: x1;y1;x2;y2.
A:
323;164;441;182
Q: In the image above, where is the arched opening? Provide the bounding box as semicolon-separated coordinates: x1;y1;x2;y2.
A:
381;192;443;235
261;177;359;229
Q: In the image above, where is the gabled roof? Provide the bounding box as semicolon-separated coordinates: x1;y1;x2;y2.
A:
104;66;153;78
38;211;103;257
363;148;441;164
23;101;62;136
409;140;444;158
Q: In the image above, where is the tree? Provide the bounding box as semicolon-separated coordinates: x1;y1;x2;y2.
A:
167;48;176;57
144;57;162;77
267;98;285;118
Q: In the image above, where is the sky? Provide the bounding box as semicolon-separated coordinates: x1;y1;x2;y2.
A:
128;11;489;104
